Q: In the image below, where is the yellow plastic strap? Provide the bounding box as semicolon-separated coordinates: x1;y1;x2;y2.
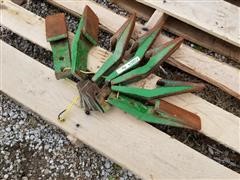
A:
58;96;80;121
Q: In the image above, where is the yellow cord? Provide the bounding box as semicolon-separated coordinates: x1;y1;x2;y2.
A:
58;96;80;122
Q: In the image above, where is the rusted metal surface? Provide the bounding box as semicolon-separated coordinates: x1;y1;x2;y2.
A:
83;5;99;43
110;13;136;50
45;13;68;41
96;85;112;112
45;13;71;79
157;100;201;130
77;80;103;113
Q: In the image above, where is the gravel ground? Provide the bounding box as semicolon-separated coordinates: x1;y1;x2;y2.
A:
1;0;240;179
0;93;138;179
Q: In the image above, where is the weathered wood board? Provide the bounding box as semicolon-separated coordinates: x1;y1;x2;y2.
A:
137;0;240;47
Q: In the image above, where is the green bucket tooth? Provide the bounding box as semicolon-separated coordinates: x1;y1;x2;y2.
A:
45;13;71;79
111;85;194;100
111;37;184;85
107;93;201;130
105;20;165;82
71;5;99;79
91;13;136;83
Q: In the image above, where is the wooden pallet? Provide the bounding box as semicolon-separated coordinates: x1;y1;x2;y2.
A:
1;0;240;179
110;0;240;63
136;0;240;48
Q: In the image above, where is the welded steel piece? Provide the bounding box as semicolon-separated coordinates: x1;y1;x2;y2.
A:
95;85;112;112
71;6;99;79
107;93;201;130
111;80;205;100
111;37;184;85
77;80;103;113
105;20;165;82
91;13;136;83
45;13;71;79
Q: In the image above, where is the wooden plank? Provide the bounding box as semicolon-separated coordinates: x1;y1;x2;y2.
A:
164;16;240;63
144;10;165;29
112;0;240;62
1;40;240;179
44;0;240;100
137;0;240;48
1;0;240;153
110;0;153;21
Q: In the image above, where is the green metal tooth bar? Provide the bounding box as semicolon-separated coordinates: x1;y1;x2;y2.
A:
71;19;97;77
91;14;136;83
111;43;177;85
111;85;194;100
107;93;188;128
50;39;72;79
105;27;161;82
71;6;99;79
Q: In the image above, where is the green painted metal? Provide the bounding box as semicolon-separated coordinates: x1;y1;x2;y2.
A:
71;17;97;78
111;40;179;85
50;40;72;79
111;37;183;85
46;14;71;80
107;93;188;128
91;14;136;83
105;26;162;82
47;34;68;42
111;85;193;100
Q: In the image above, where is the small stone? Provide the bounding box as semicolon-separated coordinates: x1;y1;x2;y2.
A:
22;176;28;180
101;171;105;176
208;147;214;155
9;111;14;117
5;127;11;132
85;171;90;177
70;172;74;177
19;120;24;125
3;174;9;179
3;112;8;117
127;171;133;177
224;157;231;163
44;145;49;150
104;161;111;169
15;124;20;129
30;135;35;140
12;113;18;119
20;111;27;118
44;169;50;175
